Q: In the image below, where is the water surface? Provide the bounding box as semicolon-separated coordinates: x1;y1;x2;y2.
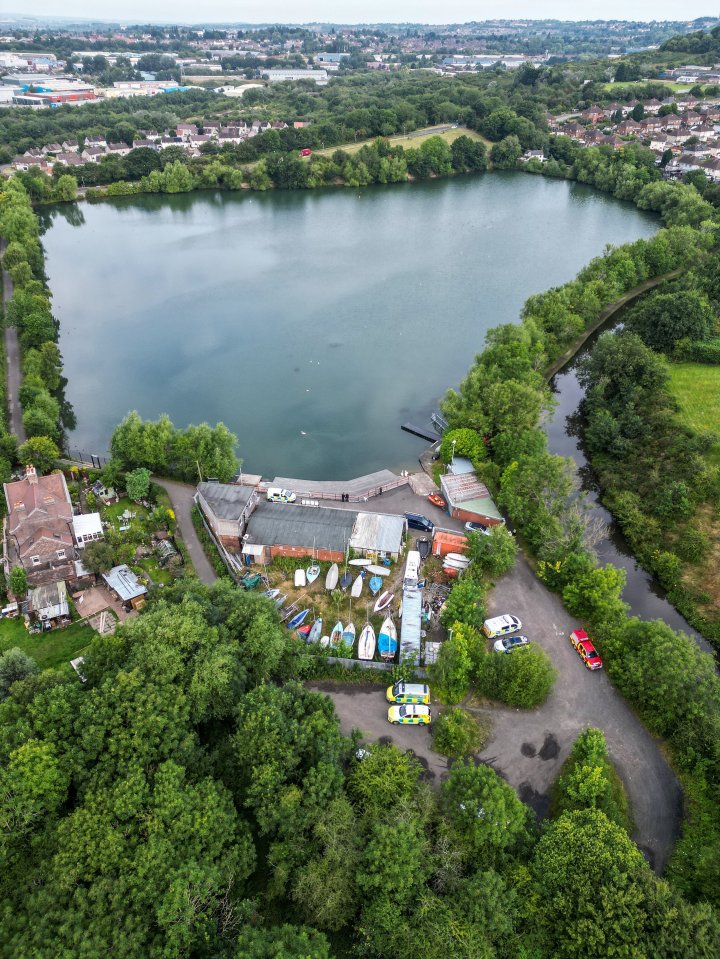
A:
44;173;657;479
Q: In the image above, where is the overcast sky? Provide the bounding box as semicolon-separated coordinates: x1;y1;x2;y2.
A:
12;2;718;25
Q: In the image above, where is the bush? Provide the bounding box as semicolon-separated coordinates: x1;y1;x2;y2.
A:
0;647;38;699
466;526;517;578
476;645;556;708
551;727;631;831
428;623;482;704
432;708;491;758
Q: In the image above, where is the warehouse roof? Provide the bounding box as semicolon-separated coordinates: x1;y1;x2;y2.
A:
350;512;406;554
197;482;254;520
245;501;356;553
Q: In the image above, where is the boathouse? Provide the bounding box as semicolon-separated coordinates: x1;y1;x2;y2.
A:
440;466;504;527
349;512;407;561
195;481;257;550
242;501;356;564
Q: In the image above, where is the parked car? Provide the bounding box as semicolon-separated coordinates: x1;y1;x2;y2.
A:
465;521;491;535
388;704;431;725
570;629;603;670
427;493;446;509
482;614;522;638
386;681;430;705
267;487;296;503
299;148;312;156
404;511;434;533
494;634;530;654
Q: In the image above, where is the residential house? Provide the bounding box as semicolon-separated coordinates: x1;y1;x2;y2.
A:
23;148;43;159
188;133;212;147
55;152;85;167
85;134;106;148
41;142;62;155
643;98;662;114
176;123;198;139
61;138;79;152
201;121;221;135
132;139;160;151
521;149;546;162
102;564;147;610
106;141;131;157
581;105;605;124
617;118;641;135
650;133;670;152
638;117;663;133
663;114;682;130
3;465;76;587
81;147;105;163
160;136;184;149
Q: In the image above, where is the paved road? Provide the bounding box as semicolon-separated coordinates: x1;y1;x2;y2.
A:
314;554;682;873
154;478;217;586
0;239;25;442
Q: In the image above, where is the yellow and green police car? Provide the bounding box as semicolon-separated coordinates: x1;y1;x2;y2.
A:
387;704;432;726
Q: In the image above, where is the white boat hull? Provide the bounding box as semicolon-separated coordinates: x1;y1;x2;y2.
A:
374;591;394;612
357;624;376;660
351;574;363;597
325;563;339;590
295;569;306;587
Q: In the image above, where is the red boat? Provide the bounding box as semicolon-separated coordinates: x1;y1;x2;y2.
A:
427;493;446;509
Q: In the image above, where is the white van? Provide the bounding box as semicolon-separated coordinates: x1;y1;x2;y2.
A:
403;549;421;590
482;614;522;639
266;487;296;504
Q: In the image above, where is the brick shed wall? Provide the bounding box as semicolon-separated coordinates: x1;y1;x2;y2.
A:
269;545;344;563
450;507;503;526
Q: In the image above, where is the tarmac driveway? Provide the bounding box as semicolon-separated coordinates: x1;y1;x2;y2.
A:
312;554;682;874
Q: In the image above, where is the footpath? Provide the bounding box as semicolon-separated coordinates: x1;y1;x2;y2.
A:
0;238;25;441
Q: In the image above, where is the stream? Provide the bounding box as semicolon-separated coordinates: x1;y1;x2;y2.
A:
545;322;711;653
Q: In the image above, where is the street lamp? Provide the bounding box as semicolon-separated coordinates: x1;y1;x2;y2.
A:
451;439;456;468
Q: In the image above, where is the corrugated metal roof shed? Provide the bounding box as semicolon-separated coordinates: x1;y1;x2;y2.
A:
245;501;356;553
441;472;503;521
350;512;407;555
198;482;254;520
103;564;147;602
400;586;422;664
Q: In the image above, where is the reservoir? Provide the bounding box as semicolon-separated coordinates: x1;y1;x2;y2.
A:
44;173;657;479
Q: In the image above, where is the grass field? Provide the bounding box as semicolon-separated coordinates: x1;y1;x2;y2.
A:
668;363;720;465
601;80;694;95
0;618;96;671
315;125;490;158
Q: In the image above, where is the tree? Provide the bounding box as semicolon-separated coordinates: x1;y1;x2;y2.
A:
0;647;38;700
429;622;480;703
125;467;151;501
466;526;517;578
17;436;59;474
441;759;530;864
347;743;421;818
8;566;28;599
432;707;488;758
625;290;715;353
490;135;522;169
530;809;649;959
476;645;556;708
53;175;77;202
552;728;630;828
235;924;332;959
440;576;486;630
81;540;116;575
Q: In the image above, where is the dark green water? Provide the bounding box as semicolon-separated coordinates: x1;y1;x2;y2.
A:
44;174;657;480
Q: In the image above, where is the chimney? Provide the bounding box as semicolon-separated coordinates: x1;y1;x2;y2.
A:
25;464;38;485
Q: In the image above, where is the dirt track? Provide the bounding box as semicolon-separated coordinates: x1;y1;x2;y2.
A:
312;554;682;874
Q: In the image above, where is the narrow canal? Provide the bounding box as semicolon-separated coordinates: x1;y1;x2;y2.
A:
544;322;709;649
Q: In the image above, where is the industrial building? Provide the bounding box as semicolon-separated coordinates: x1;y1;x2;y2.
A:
195;481;257;550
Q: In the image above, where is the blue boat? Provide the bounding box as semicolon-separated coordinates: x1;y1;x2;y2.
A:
340;572;353;590
306;617;323;644
378;617;398;660
287;609;309;630
369;575;383;596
